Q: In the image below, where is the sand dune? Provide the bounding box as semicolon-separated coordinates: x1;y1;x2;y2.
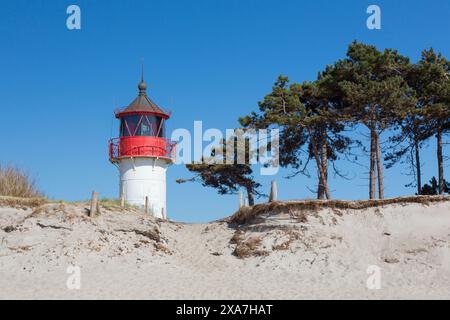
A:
0;197;449;299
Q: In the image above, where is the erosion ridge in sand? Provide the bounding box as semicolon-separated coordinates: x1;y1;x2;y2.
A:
0;196;450;299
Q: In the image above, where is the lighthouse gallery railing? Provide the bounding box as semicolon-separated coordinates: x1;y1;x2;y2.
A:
109;136;176;162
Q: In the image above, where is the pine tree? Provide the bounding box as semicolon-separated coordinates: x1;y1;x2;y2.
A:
239;76;351;200
415;49;450;194
336;41;415;199
384;61;425;194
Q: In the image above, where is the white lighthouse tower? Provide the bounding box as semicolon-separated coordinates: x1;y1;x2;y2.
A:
109;74;175;219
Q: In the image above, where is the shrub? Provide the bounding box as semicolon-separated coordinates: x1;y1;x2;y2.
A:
419;177;450;195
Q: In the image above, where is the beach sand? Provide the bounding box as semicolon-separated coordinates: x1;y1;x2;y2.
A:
1;197;449;299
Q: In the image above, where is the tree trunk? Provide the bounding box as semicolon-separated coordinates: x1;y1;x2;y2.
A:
375;131;384;199
246;186;255;206
369;129;376;200
414;140;422;195
317;173;323;199
309;132;330;200
317;134;328;200
437;129;444;195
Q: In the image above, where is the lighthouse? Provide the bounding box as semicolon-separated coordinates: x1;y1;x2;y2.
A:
109;74;175;219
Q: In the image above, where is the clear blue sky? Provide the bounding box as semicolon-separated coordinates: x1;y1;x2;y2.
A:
1;0;449;222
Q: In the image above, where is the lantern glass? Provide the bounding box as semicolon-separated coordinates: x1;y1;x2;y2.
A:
120;115;165;137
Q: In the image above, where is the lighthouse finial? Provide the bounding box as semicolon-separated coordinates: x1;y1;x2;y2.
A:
138;59;147;95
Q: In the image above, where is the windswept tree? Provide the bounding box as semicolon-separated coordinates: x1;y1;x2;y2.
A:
176;136;262;206
371;48;450;196
384;111;428;194
384;61;427;194
336;41;415;199
239;76;351;200
184;41;448;202
415;49;450;194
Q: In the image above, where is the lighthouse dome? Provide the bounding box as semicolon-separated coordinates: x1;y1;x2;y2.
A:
116;77;170;119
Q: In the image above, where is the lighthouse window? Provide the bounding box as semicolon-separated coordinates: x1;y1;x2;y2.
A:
120;115;141;136
140;122;151;136
120;115;166;137
143;116;165;137
158;120;166;137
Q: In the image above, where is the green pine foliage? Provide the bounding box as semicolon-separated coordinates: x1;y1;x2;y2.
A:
178;41;450;201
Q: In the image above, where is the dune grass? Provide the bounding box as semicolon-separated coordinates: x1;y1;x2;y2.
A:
0;164;42;198
48;197;139;211
98;197;140;211
230;195;450;225
0;195;47;208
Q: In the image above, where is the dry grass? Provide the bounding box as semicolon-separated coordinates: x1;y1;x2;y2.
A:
0;195;47;208
30;202;67;217
233;235;269;258
230;195;450;225
45;198;140;213
0;164;42;198
272;229;301;251
115;227;161;243
229;230;245;244
96;197;140;212
230;232;269;258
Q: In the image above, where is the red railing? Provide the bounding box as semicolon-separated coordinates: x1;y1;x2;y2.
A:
109;136;176;162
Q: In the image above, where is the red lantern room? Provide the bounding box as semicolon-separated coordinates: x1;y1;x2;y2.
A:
109;76;176;162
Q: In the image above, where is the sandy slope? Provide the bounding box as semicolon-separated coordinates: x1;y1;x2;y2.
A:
0;198;449;299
